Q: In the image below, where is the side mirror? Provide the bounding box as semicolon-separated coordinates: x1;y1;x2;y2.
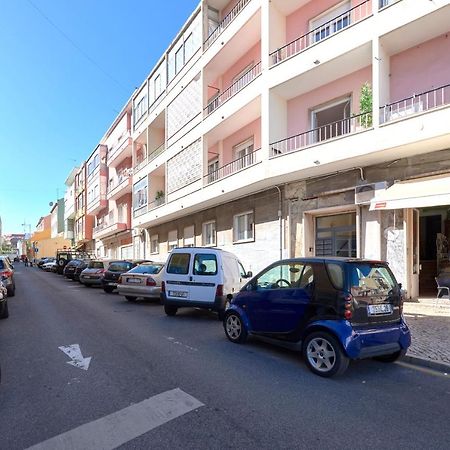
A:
398;283;402;290
246;271;253;278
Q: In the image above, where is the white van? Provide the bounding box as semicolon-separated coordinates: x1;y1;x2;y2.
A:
161;247;252;318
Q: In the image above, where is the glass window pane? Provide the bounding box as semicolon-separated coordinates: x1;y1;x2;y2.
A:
193;254;217;275
167;253;190;274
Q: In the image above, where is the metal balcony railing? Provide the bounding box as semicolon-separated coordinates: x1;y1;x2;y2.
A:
204;148;261;184
133;204;148;218
380;83;450;124
204;0;251;50
205;62;261;116
107;172;131;194
108;132;131;161
148;143;166;162
269;112;372;157
270;0;372;66
148;196;166;211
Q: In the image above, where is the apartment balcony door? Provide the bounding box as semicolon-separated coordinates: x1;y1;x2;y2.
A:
315;213;357;257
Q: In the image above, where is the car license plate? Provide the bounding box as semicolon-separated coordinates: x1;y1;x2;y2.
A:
169;290;188;298
127;278;141;284
84;276;91;279
367;304;392;315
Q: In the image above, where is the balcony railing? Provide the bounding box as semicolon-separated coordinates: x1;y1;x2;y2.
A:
379;0;402;9
93;221;110;235
205;62;261;116
270;0;372;66
380;84;450;124
108;132;131;161
270;112;372;157
149;196;166;211
133;143;165;173
204;0;251;50
133;204;148;218
204;148;261;184
107;172;131;194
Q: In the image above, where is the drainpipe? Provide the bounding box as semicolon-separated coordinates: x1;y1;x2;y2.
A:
274;186;283;260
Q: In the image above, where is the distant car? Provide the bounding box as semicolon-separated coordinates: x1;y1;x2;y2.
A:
223;257;411;378
63;259;83;279
101;260;143;293
117;262;164;302
55;250;96;274
80;260;113;287
42;261;57;272
38;257;55;269
0;277;9;319
0;257;15;297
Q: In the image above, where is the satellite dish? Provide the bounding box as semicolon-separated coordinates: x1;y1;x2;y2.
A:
49;202;54;207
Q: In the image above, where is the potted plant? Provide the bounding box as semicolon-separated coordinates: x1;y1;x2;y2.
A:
359;82;373;128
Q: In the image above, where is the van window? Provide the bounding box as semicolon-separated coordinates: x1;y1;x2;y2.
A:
167;253;190;274
193;254;218;275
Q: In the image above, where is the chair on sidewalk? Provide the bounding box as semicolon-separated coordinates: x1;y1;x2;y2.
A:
435;277;450;309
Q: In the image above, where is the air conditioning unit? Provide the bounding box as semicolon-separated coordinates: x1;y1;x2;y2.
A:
355;181;389;205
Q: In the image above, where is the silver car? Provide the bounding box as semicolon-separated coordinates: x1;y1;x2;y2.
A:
80;260;112;287
117;262;164;302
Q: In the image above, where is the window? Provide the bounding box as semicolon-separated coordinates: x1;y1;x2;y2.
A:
202;221;216;246
175;46;184;74
167;253;190;274
168;229;178;251
233;211;254;242
254;263;314;290
207;158;219;183
315;213;356;257
184;33;195;62
310;1;351;44
134;96;147;124
233;137;254;169
154;74;162;100
193;254;217;276
150;234;159;254
183;225;195;247
133;178;148;210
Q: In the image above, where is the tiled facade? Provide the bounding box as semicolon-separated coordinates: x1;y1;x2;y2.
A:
57;0;450;299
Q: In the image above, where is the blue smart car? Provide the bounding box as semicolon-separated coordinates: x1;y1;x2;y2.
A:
223;257;411;377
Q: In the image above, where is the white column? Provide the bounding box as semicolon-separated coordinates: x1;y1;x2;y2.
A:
372;38;390;127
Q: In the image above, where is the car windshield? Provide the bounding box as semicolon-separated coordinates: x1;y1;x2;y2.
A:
88;261;104;269
109;262;133;272
128;264;163;274
348;263;397;297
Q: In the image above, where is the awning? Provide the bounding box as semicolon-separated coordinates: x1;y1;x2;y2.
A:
369;174;450;211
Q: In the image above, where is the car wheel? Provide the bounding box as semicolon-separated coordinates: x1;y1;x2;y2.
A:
303;331;349;377
125;296;137;302
7;286;15;297
373;349;406;363
224;312;247;344
103;287;114;294
164;305;178;316
0;301;9;319
84;284;91;288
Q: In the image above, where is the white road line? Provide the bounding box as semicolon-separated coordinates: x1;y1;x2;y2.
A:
27;388;204;450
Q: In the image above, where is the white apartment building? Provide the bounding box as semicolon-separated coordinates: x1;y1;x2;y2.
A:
63;167;78;243
57;0;450;300
127;0;450;300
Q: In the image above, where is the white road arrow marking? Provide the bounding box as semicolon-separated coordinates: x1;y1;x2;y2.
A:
58;344;92;371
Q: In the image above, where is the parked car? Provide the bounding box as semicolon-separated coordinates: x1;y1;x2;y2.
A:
63;259;83;279
223;257;411;378
101;260;145;293
37;257;55;269
0;257;15;297
160;247;251;317
117;262;164;302
55;249;95;274
73;259;92;282
0;277;9;319
79;260;113;287
42;260;58;272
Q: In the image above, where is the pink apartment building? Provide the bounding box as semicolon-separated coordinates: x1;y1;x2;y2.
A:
65;0;450;299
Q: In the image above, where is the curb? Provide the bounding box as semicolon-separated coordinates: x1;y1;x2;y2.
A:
401;355;450;374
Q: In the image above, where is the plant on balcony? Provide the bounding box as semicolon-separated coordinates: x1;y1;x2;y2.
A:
359;82;373;128
155;190;164;204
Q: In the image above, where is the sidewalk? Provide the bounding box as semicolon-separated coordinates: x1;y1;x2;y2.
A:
403;297;450;371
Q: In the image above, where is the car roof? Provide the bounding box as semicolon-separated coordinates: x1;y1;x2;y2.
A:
278;257;388;265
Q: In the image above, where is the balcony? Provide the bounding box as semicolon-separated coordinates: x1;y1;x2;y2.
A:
270;112;372;157
107;173;132;201
86;194;107;215
380;84;450;124
93;220;128;240
133;143;166;175
270;0;372;67
108;133;132;168
204;0;252;50
205;62;262;116
205;148;261;184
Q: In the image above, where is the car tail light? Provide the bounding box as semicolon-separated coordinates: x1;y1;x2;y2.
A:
216;284;223;297
146;277;156;286
161;281;165;293
343;294;353;320
0;270;12;278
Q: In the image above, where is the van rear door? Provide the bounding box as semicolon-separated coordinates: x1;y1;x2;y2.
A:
346;262;402;325
189;252;219;303
165;252;192;301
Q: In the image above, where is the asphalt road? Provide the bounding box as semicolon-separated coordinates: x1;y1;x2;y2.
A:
0;264;449;450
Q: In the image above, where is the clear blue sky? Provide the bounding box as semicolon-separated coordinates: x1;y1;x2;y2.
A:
0;0;198;234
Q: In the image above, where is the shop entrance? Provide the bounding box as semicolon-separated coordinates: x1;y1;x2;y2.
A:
418;208;450;296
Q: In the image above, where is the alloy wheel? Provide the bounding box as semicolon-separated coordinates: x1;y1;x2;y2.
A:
306;337;336;373
226;315;242;340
